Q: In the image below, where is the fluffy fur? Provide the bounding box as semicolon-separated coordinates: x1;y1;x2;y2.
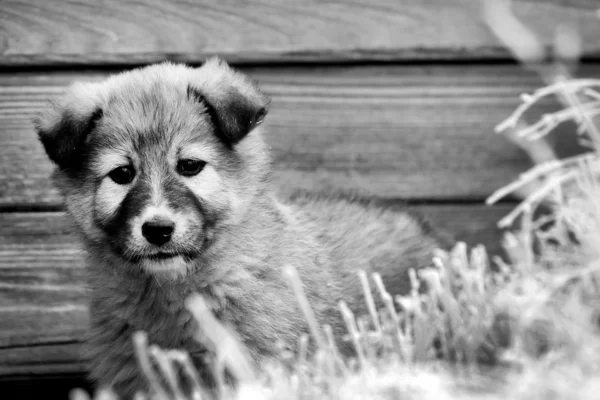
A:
34;58;447;398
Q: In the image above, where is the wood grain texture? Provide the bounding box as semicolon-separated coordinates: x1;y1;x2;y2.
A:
0;0;599;66
0;204;510;376
0;64;591;207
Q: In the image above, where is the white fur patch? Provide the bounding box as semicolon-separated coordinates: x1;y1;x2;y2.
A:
148;167;164;206
182;165;230;208
177;142;215;164
182;164;251;225
141;256;189;279
92;151;131;177
274;197;299;225
95;178;129;221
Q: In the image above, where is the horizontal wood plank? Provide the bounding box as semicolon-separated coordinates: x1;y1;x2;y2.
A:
0;343;85;376
0;64;591;206
0;0;599;66
0;204;510;376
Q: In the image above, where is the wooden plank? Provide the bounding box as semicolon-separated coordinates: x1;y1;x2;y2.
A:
0;212;88;350
0;212;89;377
1;0;599;66
0;204;510;376
0;64;590;207
0;343;85;376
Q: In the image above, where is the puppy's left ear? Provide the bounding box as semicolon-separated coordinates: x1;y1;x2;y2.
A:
189;57;270;146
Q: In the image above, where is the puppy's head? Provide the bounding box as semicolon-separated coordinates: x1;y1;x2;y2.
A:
35;58;271;278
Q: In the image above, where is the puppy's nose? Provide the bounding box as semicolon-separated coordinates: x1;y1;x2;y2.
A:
141;219;175;246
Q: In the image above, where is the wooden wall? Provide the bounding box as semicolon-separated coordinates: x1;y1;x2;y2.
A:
1;0;599;393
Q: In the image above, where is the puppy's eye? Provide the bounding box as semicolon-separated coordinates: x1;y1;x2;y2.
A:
108;166;135;185
177;159;206;177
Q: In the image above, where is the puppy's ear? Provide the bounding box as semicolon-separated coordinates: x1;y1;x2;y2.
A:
34;82;103;170
189;57;270;146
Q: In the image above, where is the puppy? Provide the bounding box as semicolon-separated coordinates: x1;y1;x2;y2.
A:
34;58;447;397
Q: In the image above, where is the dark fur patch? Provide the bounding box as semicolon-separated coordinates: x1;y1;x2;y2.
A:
186;85;223;143
187;85;267;147
95;178;151;253
180;186;222;247
93;171;223;260
160;176;222;249
36;108;103;171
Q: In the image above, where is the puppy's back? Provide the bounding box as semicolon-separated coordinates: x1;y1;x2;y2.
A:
286;191;449;318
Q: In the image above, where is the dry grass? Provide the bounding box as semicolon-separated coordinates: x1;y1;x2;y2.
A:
71;2;600;399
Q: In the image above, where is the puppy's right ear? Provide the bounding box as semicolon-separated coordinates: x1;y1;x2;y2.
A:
34;83;103;170
190;57;270;146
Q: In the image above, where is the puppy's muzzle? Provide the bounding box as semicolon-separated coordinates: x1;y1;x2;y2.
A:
142;218;175;246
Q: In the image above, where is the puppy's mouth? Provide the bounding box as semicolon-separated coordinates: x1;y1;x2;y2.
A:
122;250;200;279
146;252;181;261
120;250;198;264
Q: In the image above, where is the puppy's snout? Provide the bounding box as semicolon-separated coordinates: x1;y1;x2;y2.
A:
142;218;175;246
